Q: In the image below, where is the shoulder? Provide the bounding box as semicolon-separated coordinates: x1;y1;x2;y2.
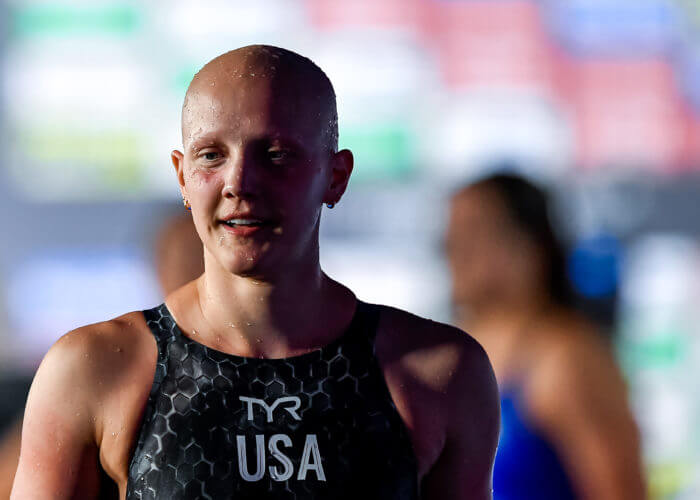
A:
14;311;155;497
526;313;630;424
48;310;151;365
375;304;492;379
374;303;480;352
375;304;499;428
375;305;499;492
533;313;621;389
35;310;155;408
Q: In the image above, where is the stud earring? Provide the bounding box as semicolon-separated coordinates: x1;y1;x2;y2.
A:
183;197;191;211
326;203;335;209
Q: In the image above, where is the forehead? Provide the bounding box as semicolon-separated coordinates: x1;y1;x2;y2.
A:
449;187;510;233
182;75;325;149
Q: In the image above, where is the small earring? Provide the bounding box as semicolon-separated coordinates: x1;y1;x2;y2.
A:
326;202;335;209
183;197;191;211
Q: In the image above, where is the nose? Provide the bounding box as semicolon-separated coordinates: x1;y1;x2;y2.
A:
221;148;260;199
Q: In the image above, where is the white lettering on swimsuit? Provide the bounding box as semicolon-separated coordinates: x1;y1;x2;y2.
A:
236;396;326;482
239;396;302;422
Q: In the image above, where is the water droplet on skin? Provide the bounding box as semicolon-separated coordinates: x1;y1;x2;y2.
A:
228;322;237;328
246;322;252;327
250;73;255;77
192;329;198;336
256;338;262;343
219;235;225;246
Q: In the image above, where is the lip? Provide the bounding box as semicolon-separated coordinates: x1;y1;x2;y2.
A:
218;214;273;238
221;223;265;237
220;212;265;221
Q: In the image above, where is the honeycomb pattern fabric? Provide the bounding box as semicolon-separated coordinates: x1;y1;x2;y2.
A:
125;301;418;499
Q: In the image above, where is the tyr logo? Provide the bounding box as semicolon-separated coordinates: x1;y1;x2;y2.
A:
239;396;302;423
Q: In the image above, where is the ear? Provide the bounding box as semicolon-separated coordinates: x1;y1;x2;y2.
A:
171;150;187;199
323;149;354;205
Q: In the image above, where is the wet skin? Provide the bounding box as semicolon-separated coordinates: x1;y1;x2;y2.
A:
11;46;500;499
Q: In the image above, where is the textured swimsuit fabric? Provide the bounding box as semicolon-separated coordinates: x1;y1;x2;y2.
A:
126;302;418;499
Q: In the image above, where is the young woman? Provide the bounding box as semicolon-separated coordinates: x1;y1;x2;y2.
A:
446;173;645;500
12;45;499;499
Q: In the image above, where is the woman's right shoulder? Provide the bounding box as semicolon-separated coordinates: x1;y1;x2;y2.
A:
41;309;158;391
53;309;153;352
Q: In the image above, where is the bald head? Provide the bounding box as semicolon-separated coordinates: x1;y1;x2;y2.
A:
182;45;338;152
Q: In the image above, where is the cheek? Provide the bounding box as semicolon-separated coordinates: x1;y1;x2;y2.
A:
185;168;222;202
272;170;326;216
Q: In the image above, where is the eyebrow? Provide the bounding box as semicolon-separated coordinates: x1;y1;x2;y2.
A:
188;136;221;153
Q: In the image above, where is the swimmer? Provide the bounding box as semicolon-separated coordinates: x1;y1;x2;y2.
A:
11;46;499;499
446;173;645;500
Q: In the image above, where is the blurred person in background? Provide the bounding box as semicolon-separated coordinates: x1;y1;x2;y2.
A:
11;45;499;499
0;419;22;500
0;211;204;499
445;173;646;500
154;211;205;296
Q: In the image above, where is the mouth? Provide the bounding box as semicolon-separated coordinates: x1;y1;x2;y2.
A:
222;218;266;228
219;216;273;237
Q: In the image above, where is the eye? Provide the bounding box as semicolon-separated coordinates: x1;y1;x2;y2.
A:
268;149;289;162
203;151;221;161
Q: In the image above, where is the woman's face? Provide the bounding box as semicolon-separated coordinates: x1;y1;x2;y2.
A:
446;187;530;309
171;72;351;280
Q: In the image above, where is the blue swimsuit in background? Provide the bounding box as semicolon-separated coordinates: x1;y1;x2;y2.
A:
494;388;577;500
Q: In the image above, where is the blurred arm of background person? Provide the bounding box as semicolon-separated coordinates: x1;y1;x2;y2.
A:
0;421;21;499
446;173;645;500
7;211;203;499
527;318;646;500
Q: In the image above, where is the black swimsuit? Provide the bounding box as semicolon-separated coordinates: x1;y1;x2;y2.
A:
125;301;419;499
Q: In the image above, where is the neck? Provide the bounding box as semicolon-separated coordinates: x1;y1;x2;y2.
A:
189;248;352;357
456;288;552;335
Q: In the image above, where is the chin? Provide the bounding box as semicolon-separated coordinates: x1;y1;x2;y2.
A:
220;249;278;279
223;256;262;277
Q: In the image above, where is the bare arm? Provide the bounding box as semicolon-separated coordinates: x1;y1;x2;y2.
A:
421;335;500;499
529;337;646;500
0;418;22;499
11;330;103;499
